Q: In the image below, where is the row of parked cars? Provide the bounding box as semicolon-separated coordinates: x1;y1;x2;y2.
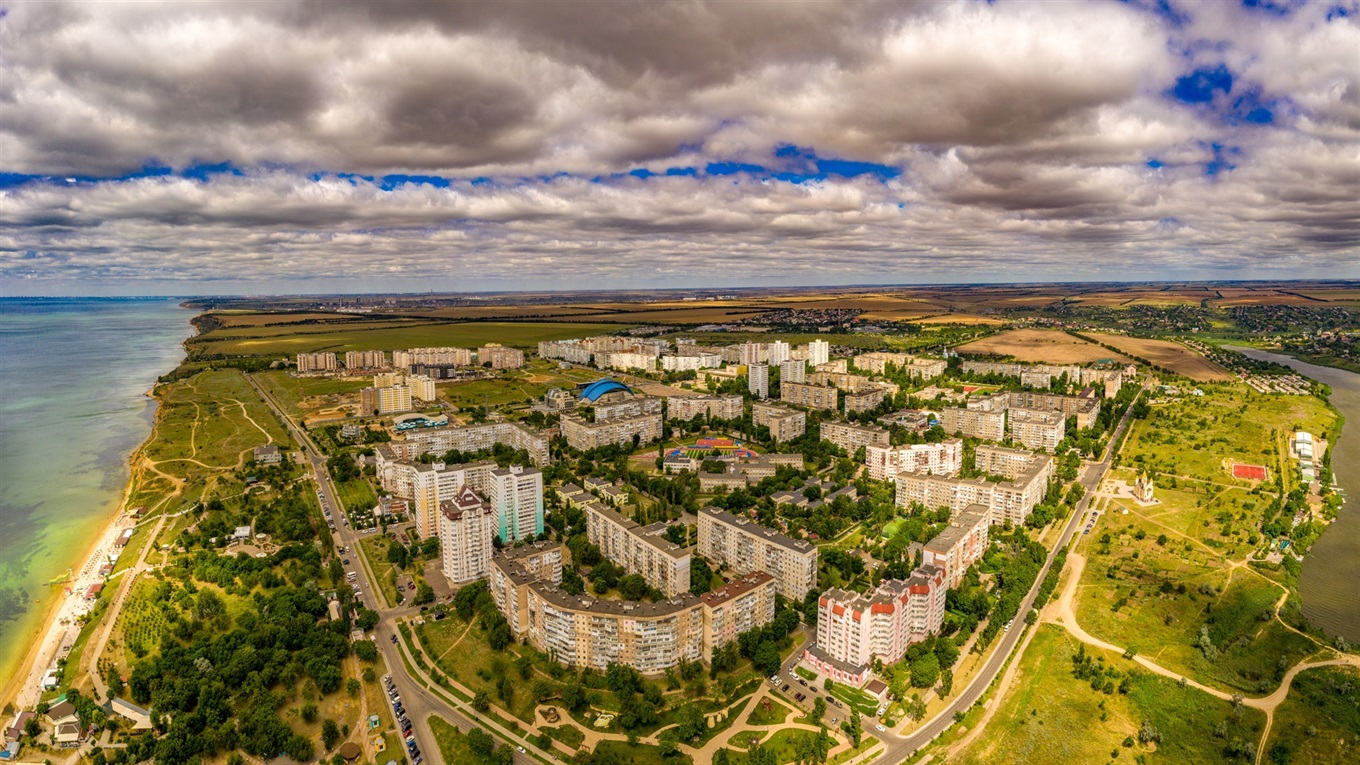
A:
384;674;421;765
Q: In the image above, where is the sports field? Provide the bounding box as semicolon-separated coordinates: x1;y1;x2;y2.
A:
957;329;1129;364
1231;463;1268;481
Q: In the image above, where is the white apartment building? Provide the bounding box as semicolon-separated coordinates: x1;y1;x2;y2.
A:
697;507;818;600
667;394;744;422
394;347;473;367
538;340;593;365
820;421;890;453
439;485;496;585
852;352;947;379
585;502;691;597
477;344;525;369
490;466;545;543
865;438;964;481
397;459;495;539
806;564;947;687
408;375;437;402
1008;408;1066;452
560;412;663;451
296;352;337;373
738;342;766;367
748;363;769;399
922;505;991;588
661;354;703;372
895;453;1054;526
394;421;551;466
975;444;1047;480
779;359;806;384
767;341;790;366
606;352;657;372
806;339;830;368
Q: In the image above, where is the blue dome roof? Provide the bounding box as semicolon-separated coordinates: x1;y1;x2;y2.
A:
578;378;634;402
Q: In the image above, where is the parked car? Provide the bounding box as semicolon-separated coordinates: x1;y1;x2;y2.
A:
876;724;886;732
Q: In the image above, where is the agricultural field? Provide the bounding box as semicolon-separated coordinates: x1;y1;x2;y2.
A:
191;321;633;357
1264;666;1360;764
957;328;1130;364
204;310;378;328
1084;333;1233;381
955;625;1266;765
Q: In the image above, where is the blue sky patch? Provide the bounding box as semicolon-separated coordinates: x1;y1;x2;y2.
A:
1172;65;1233;103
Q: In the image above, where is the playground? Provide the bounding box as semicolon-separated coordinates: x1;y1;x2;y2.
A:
666;437;758;460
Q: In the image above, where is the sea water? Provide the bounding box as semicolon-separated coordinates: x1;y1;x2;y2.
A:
0;297;192;688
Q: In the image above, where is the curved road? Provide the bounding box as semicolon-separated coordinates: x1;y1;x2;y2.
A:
873;387;1145;762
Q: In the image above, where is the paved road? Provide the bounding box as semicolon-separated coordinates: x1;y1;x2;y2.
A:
247;375;546;765
869;387;1146;762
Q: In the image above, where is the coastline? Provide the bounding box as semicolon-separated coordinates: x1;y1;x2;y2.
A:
0;356;184;711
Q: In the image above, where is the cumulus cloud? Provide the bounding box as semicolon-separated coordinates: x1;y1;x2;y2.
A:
0;0;1356;293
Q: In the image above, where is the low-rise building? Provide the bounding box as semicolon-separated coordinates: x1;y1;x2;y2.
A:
820;421;890;454
877;409;932;431
698;507;818;600
253;444;282;464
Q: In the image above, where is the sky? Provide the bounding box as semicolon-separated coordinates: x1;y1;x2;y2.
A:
0;0;1357;297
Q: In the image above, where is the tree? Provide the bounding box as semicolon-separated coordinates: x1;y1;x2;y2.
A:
841;715;862;748
353;640;379;662
753;641;781;677
813;696;826;721
356;609;380;631
939;668;954;698
467;728;495;759
414;581;435;605
690;557;714;595
301;702;319;723
346;678;361;697
321;718;341;751
473;691;492;713
618;574;648;601
910;652;940;688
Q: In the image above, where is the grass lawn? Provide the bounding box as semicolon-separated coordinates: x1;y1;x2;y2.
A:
1264;666;1360;764
196;321;634;356
826;681;879;717
722;728;832;765
592;740;692;765
428;716;476;763
794;666;817;682
334;477;378;516
359;534;404;606
746;697;794;726
541;725;584;750
254;369;371;417
956;625;1265;765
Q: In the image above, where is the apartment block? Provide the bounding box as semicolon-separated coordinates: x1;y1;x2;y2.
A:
296;352;337;373
345;350;387;369
661;354;702;372
490;542;565;636
922;505;991;588
667;394;744;422
748;363;769;399
490;466;545;543
779;360;806;384
477;343;525;369
1007;390;1101;429
844;388;886;414
806;339;830;367
1008;407;1066;452
538;340;593;365
806;564;947;686
820;421;890;453
895;454;1054;526
782;382;839;411
394;421;551;466
604;352;657;372
864;438;963;481
560;411;663;451
375;456;495;539
394;347;473;368
594;395;664;422
752;401;806;442
408;375;437;402
697;507;818;600
852;352;946;379
974;444;1049;480
700;571;777;654
362;385;412;415
940;405;1006;441
439;486;496;585
585;502;691;597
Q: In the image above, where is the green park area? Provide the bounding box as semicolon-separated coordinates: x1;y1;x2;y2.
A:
955;625;1266;765
1263;666;1360;764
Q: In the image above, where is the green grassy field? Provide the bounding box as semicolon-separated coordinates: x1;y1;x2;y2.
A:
746;697;794;726
1264;666;1360;764
254;369;372;417
359;534;403;606
720;728;830;765
334;478;378;516
592;740;692;765
957;625;1266;765
194;321;633;356
428;716;476;763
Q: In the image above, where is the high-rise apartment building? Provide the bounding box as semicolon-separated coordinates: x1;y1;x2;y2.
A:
767;341;790;366
394;347;473;368
922;505;991;588
490;466;545;543
895;453;1054;526
345;350;387;369
781;382;838;411
408;375;437;402
779;360;806;385
585;502;691;597
296;352;337;373
1008;408;1066;452
752;401;806;442
820;421;890;454
748;363;769;399
391;421;551;466
807;339;830;368
439;485;496;585
666;394;744;422
697;507;818;600
477;343;525;369
865;439;964;481
700;571;777;655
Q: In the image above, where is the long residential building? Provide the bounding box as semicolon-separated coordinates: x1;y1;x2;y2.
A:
666;394;744;422
439;486;497;585
922;504;991;588
560;411;663;451
395;347;473;367
895;453;1054;526
296;352;337;373
752;401;806;442
595;395;664;422
865;438;963;481
346;350;387;369
477;344;525;369
1008;390;1101;429
585;502;691;597
781;382;839;411
697;507;818;600
393;421;551;466
1008;407;1066;452
700;572;778;656
939;405;1006;441
806;565;948;686
852;352;946;379
844;388;887;414
975;444;1049;480
538;340;593;365
820;421;890;454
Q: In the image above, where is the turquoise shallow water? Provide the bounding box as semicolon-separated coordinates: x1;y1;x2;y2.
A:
0;297;192;687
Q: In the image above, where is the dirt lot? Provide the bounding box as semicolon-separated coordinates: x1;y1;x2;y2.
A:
956;329;1127;363
1084;333;1232;381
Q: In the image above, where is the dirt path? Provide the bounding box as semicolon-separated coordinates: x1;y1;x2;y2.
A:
232;398;275;443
